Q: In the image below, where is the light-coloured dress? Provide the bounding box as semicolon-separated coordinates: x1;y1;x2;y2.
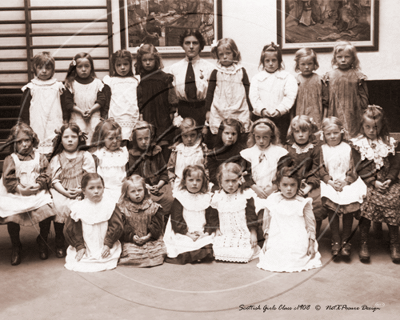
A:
212;189;260;263
103;75;139;140
93;146;129;204
320;142;367;210
22;78;64;154
49;151;96;223
163;190;214;258
257;192;322;273
0;151;53;222
70;78;104;143
64;196;122;272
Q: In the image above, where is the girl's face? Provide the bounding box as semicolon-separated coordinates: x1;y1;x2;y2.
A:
181;129;198;147
335;49;353;70
221;125;238;146
62;128;79;153
182;35;201;60
104;130;122;152
298;56;315;77
263;52;279;73
136;128;151;150
362;116;382;140
127;182;145;203
75;58;92;79
36;63;53;81
141;53;156;72
185;170;204;194
254;124;272;150
115;57;131;77
218;46;234;67
83;178;104;203
15;131;33;155
279;176;298;199
324;124;342;147
293;127;311;145
220;171;240;194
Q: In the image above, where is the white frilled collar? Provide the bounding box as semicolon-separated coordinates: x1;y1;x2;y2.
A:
291;142;315;154
215;62;242;75
22;77;63;92
174;189;211;211
175;139;202;156
351;135;397;170
70;195;115;225
256;69;289;82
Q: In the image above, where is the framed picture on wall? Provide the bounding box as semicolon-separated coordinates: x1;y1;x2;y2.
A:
277;0;379;53
119;0;222;55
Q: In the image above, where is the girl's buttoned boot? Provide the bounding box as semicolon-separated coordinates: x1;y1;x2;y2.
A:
358;218;370;262
388;225;400;264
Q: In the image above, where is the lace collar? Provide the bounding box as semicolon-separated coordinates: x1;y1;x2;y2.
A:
351;135;397;170
291;142;314;154
216;62;242;75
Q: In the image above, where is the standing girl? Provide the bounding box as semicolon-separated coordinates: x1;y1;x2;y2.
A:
211;163;260;263
103;49;139;142
127;121;174;225
293;48;328;129
204;38;252;142
91;118;129;203
207;118;247;189
0;123;55;265
257;166;322;272
279;116;327;236
113;175;167;267
64;173;122;272
163;165;214;264
249;42;298;142
20;52;67;155
240;119;288;202
167;117;208;190
48;123;96;258
352;105;400;263
319;117;366;258
64;52;107;144
135;44;176;160
323;41;369;138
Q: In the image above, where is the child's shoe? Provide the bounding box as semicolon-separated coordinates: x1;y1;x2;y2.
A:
36;236;49;260
11;244;22;266
331;242;341;256
341;241;351;258
56;247;66;258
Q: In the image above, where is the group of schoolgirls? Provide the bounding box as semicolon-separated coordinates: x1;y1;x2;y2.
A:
0;33;399;275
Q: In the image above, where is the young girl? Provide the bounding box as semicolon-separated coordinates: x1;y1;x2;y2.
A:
207;118;247;189
103;49;139;142
323;41;369;138
48;123;96;258
204;38;252;140
294;48;328;129
279;116;327;235
240;119;288;203
64;52;107;144
127;121;174;225
64;173;122;272
249;42;298;142
135;44;176;160
319;117;366;258
0;123;54;265
163;165;214;264
112;175;166;267
257;166;322;272
211;163;260;263
167;118;208;190
352;105;400;263
92;119;129;203
20;52;67;155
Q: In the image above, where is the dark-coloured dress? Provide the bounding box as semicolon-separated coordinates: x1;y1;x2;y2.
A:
117;197;167;267
137;70;176;144
352;136;400;226
280;142;327;221
323;69;368;138
295;73;328;129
